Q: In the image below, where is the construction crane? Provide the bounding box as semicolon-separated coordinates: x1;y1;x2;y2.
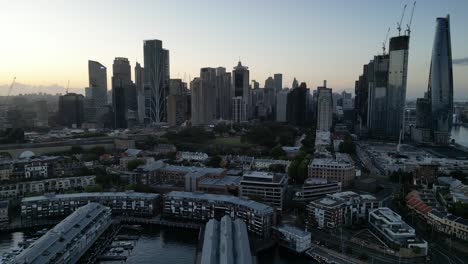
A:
406;2;417;36
7;77;16;97
397;4;407;36
382;27;391;55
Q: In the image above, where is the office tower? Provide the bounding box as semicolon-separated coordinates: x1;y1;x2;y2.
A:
286;82;309;126
292;77;299;89
112;57;135;129
276;89;289;122
232;97;247;123
274;74;283;92
135;62;145;124
251;87;265;119
58;93;84;128
191;76;213;126
215;67;232;120
168;79;190;126
34;100;48;127
367;55;390;137
251;80;260;90
429;15;453;145
341;91;353;110
144;39;170;124
88;60;108;107
317;81;333;131
354;64;369;127
232;61;249;121
386;35;410;140
84;87;92;99
264;77;276;118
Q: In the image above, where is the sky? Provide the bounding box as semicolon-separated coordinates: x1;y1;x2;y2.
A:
1;0;467;99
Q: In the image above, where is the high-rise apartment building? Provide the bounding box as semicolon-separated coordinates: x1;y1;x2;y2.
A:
144;39;169;124
88;60;108;107
367;55;390;137
274;73;283;92
168;79;190;126
316;81;333;131
216;67;232;120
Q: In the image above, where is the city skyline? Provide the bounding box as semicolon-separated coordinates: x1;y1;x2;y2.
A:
1;0;468;99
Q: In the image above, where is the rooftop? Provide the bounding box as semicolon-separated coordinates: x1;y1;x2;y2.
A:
276;224;311;238
15;203;110;264
166;191;274;214
22;191;160;203
199;176;241;186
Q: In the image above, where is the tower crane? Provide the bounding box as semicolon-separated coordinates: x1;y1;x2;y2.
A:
406;2;417;36
397;4;407;36
382;27;391;55
7;77;16;97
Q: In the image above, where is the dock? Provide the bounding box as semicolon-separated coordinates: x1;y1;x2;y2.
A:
116;216;203;230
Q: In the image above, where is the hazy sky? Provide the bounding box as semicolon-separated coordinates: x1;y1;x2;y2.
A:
1;0;467;98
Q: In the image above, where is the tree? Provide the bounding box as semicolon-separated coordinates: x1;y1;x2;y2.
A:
270;145;286;159
297;158;310;184
339;135;356;154
70;146;83;154
450;202;468;219
85;184;103;192
127;159;145;171
288;160;300;184
345;246;353;255
269;164;286;173
206;155;222;167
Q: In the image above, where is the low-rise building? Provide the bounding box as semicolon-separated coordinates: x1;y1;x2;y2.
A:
272;224;311;253
197;176;241;195
15;203;112;264
24;162;48;178
21;191;160;221
0;201;8;223
294;178;341;202
178;151;209;162
252;159;290;171
308;153;355;187
240;171;287;210
427;210;468;241
0;176;96;199
163;191;274;237
368;207;428;255
0;162;13;181
154;144;177;155
201;215;253;264
306;191;380;229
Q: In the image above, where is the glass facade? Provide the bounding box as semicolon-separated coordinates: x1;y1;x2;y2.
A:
429;16;453;144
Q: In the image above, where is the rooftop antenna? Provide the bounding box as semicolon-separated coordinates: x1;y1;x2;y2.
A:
382;27;391;55
66;80;70;94
397;4;407;36
406;2;416;36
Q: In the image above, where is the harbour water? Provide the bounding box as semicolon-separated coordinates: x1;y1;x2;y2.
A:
452;125;468;148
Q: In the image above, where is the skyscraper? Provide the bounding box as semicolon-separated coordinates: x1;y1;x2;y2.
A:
232;61;249;122
112;57;134;128
135;62;145;124
286;82;309;126
367;55;390;137
58;93;84;128
316;81;333;131
429;15;453;145
276;89;289;122
386;35;410;139
144;39;169;124
168;79;190;126
191;76;214;126
274;74;283;92
88;60;108;107
215;67;232;120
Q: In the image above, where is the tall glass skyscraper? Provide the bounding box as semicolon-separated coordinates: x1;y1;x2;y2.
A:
88;60;108;107
386;35;410;140
144;39;170;124
429;15;453;145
